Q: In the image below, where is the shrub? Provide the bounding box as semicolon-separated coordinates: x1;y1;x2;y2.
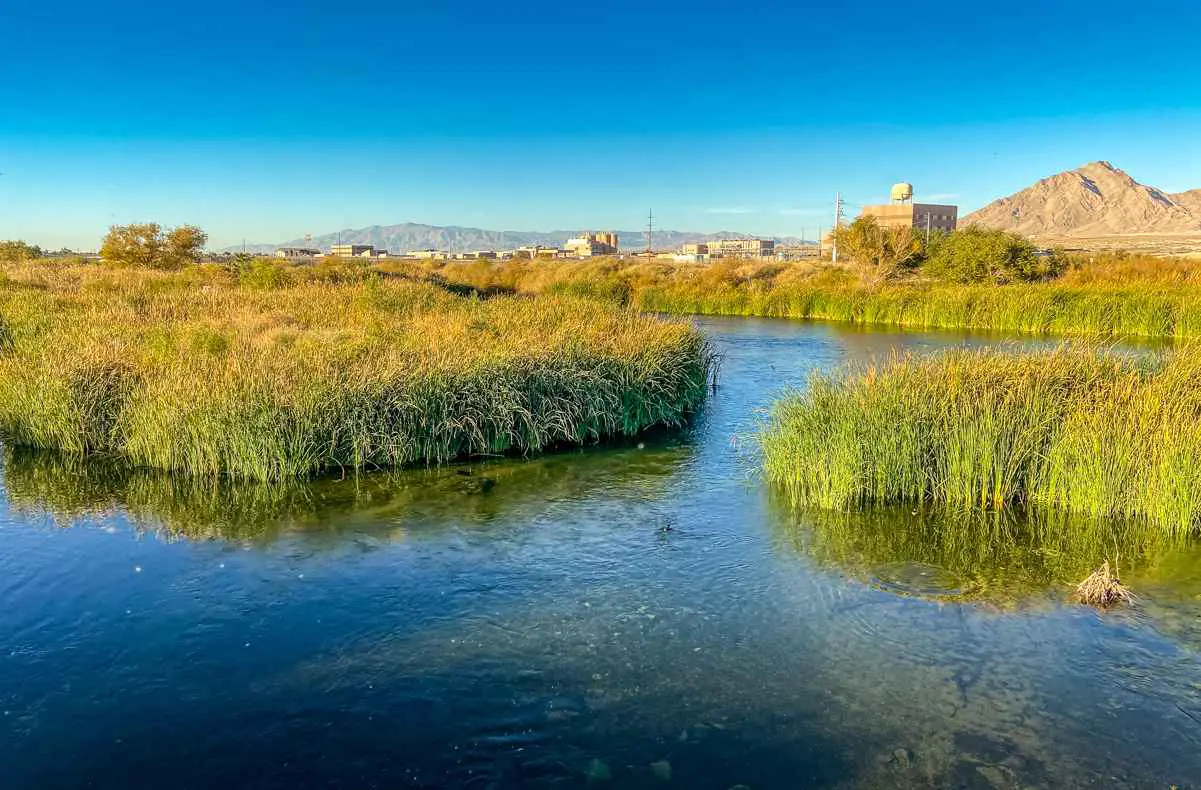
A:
100;223;208;269
924;227;1064;283
832;216;924;285
0;241;43;263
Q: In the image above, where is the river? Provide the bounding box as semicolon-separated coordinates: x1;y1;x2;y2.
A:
1;317;1199;789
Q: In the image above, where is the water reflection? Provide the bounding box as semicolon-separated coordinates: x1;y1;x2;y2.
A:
770;497;1201;608
3;439;693;544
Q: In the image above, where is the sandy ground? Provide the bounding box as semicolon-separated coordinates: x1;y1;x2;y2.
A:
1036;233;1201;257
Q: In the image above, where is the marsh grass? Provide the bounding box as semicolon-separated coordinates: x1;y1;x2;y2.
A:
762;345;1201;534
0;262;714;479
113;253;1201;340
373;255;1201;339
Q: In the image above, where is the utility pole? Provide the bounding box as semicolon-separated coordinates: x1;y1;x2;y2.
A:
925;212;932;245
645;208;654;254
831;193;843;264
817;225;822;258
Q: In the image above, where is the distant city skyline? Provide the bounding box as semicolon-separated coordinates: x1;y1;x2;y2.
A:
3;0;1200;250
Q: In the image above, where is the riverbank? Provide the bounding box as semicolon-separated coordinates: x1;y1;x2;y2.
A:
0;262;714;480
762;345;1201;534
633;279;1201;338
378;256;1201;339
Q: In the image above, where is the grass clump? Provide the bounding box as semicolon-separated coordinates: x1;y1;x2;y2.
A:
762;345;1201;534
0;262;714;480
1075;560;1133;607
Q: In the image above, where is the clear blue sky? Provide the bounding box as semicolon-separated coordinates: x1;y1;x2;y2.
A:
3;0;1200;249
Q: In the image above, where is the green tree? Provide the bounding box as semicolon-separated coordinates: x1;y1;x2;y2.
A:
100;223;206;269
164;225;208;267
0;240;43;263
832;216;923;285
924;226;1063;283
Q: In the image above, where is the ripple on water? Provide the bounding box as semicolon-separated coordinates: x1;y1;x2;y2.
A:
868;561;975;600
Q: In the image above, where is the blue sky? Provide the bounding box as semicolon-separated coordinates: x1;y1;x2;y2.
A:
3;0;1200;249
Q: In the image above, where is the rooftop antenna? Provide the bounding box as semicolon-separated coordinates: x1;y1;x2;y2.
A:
645;208;654;253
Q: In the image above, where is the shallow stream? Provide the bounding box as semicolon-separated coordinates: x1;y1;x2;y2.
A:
2;317;1199;789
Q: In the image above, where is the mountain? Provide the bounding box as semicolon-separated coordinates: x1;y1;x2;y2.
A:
225;222;806;254
1171;188;1201;216
962;161;1201;238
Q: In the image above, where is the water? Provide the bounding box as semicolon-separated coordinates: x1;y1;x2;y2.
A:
2;317;1199;789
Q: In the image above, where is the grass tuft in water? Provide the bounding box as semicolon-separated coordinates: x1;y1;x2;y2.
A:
1075;560;1133;607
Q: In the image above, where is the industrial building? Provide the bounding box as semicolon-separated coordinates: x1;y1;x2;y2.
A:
564;232;619;257
859;183;958;233
704;238;775;258
514;245;560;259
329;243;377;257
274;247;320;258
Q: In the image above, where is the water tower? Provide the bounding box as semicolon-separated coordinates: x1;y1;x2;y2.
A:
890;182;914;204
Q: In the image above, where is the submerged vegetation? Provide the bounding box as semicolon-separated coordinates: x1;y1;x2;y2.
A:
762;345;1201;534
0;261;713;480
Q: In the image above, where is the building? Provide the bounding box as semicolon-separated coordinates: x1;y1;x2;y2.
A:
776;244;820;260
859;183;958;233
411;249;449;260
329;243;376;257
514;245;560;259
705;238;776;258
681;242;708;256
564;232;619;258
274;247;320;258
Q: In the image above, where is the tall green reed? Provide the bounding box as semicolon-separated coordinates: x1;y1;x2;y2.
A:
763;346;1201;534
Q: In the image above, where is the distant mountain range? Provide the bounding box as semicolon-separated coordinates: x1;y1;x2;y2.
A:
224;161;1201;253
224;223;807;254
963;161;1201;238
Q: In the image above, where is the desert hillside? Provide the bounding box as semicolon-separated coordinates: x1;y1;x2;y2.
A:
963;161;1201;238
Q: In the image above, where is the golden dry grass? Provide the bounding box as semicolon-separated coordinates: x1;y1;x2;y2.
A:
1075;561;1133;607
0;261;714;479
370;254;1201;339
